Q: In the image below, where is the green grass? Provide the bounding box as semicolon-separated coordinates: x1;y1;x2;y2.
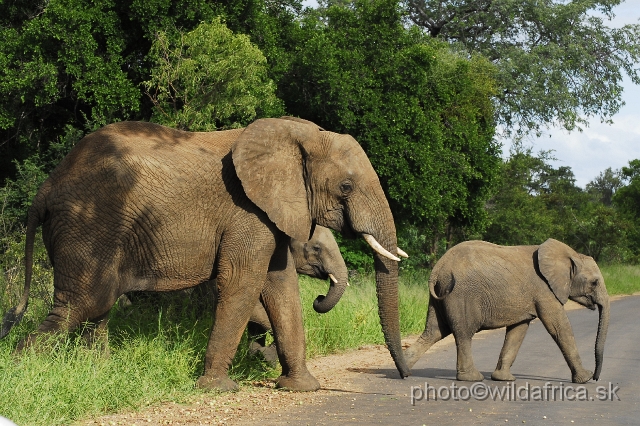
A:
299;271;429;357
600;264;640;296
0;296;277;426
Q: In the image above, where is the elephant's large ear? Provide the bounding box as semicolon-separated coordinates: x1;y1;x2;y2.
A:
232;118;320;242
537;238;577;304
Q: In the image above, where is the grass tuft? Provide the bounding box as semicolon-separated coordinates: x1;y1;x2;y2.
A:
600;264;640;296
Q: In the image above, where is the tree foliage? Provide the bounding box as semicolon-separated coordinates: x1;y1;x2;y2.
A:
144;19;284;131
406;0;640;136
485;145;634;262
0;0;299;181
586;167;624;206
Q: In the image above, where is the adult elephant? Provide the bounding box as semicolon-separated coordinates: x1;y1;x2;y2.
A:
0;117;409;392
404;239;609;384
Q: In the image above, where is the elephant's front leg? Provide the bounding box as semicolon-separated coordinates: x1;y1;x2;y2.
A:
492;321;530;381
261;241;320;392
536;300;593;383
196;231;275;392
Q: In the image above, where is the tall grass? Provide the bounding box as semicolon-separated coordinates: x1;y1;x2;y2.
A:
600;264;640;295
300;271;429;357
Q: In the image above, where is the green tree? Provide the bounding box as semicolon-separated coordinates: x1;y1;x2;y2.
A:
144;19;284;131
613;159;640;258
405;0;640;136
0;0;300;182
484;144;632;262
484;145;557;246
570;203;631;262
587;167;624;206
283;0;501;264
614;159;640;218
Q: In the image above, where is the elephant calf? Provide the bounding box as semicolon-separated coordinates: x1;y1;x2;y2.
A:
247;225;349;362
404;238;609;384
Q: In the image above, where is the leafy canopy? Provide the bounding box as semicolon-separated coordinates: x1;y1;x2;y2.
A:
484;144;633;262
144;18;284;131
406;0;640;136
0;0;299;181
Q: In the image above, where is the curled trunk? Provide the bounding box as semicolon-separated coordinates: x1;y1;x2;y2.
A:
313;269;349;313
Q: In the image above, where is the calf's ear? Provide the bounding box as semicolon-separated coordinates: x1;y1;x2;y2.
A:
537;238;578;304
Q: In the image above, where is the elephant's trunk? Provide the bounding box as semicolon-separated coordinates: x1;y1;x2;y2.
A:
313;269;349;314
593;285;610;381
374;252;409;378
342;180;409;378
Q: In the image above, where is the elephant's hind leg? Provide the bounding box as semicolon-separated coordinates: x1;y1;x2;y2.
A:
491;321;530;381
247;302;278;366
16;268;119;353
404;302;450;369
453;332;484;381
81;311;111;354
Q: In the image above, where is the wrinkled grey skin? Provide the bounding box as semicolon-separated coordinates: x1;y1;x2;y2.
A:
405;238;609;384
0;117;408;392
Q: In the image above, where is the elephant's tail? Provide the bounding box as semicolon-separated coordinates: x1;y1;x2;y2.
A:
428;268;455;300
0;187;46;339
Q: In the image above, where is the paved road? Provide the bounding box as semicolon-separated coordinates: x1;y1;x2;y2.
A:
254;295;639;425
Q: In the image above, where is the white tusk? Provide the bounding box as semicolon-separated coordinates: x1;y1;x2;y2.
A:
328;273;338;284
347;282;350;286
363;234;401;262
397;247;409;258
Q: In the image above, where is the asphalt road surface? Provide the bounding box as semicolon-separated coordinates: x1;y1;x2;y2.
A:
251;295;639;425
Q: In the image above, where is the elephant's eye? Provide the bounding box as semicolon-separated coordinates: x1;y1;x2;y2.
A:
339;180;354;195
591;279;599;288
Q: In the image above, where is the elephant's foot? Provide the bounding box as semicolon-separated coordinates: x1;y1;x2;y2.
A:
276;371;321;392
491;369;515;381
196;374;239;392
404;345;425;369
249;342;279;367
14;332;60;354
457;369;484;382
258;345;279;366
572;369;593;384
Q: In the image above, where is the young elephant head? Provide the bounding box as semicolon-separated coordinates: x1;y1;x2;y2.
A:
538;238;610;380
233;117;409;378
290;225;349;313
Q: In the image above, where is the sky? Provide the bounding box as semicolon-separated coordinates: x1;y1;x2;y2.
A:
520;2;640;188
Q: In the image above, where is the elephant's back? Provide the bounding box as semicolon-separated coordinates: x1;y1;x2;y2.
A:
72;121;241;165
39;122;250;289
49;121;247;192
437;241;540;327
